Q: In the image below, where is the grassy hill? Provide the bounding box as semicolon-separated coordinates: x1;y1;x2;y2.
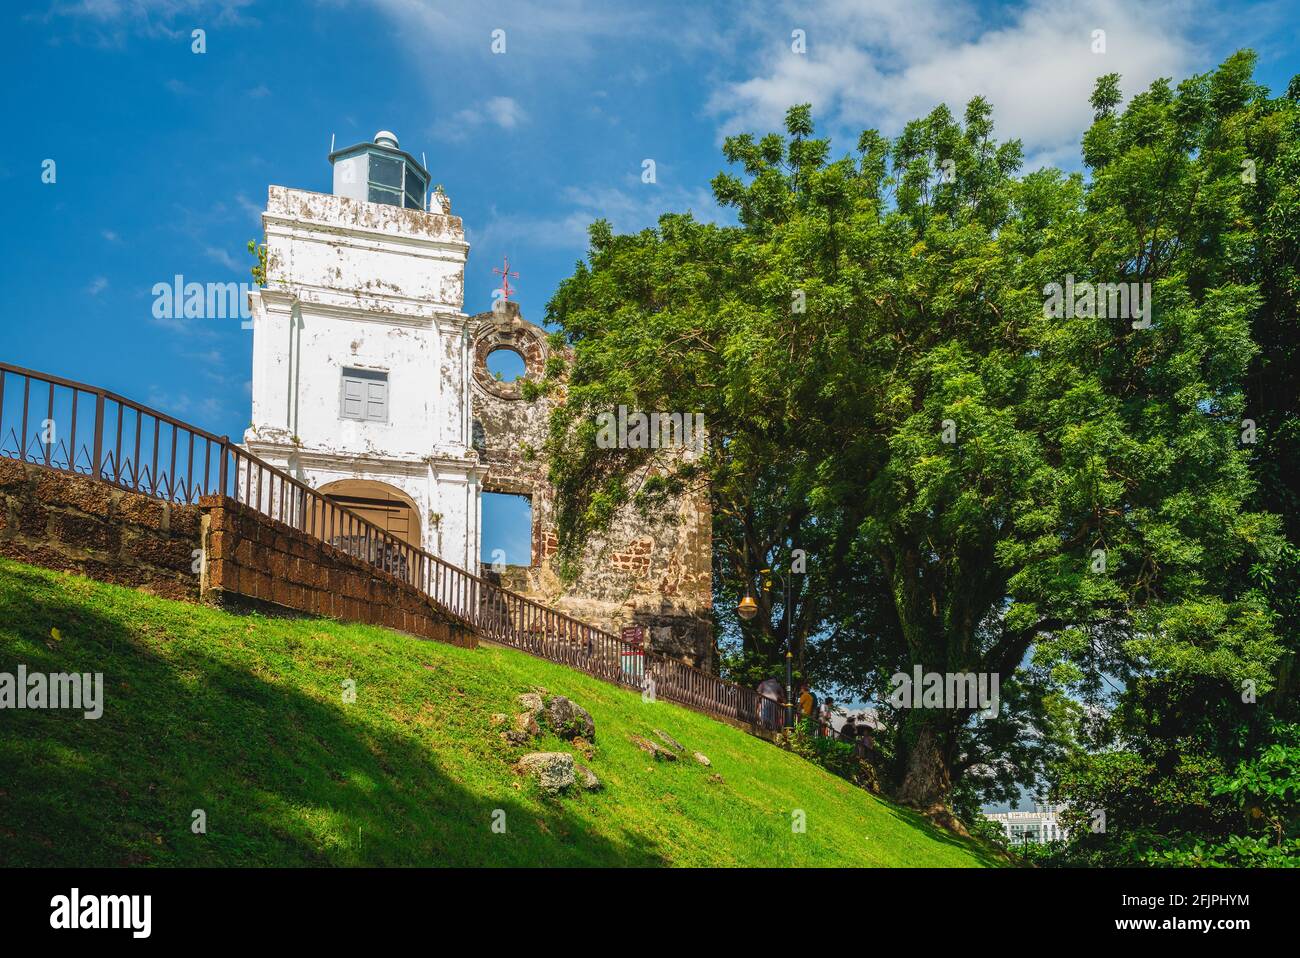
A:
0;558;996;867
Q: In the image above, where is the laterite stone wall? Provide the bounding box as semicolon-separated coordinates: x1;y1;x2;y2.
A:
0;458;201;601
198;495;475;648
470;303;716;670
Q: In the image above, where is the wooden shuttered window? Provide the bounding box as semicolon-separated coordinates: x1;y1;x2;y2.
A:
340;368;388;423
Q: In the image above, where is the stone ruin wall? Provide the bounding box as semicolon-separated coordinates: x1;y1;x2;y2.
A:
471;302;715;670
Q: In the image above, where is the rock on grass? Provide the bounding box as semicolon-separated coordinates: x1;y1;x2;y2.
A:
631;735;677;761
515;752;575;793
575;763;602;791
544;695;596;741
653;729;685;752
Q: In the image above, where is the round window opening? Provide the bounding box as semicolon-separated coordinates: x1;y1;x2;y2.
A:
485;347;527;384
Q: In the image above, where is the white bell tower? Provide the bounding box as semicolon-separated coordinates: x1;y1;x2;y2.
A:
244;130;482;571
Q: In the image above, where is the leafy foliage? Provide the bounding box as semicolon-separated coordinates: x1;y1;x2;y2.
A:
543;51;1295;844
246;239;267;287
780;720;871;786
1043;52;1300;867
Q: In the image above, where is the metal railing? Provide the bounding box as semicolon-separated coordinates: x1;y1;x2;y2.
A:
0;361;764;727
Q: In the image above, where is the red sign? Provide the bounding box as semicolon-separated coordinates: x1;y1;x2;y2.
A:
621;626;645;648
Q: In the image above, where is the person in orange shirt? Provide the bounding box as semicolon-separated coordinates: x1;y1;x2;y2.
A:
797;682;816;731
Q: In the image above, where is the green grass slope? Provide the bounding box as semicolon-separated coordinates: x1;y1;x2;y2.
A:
0;558;996;867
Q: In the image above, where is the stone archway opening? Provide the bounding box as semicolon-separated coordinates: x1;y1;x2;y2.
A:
318;478;421;549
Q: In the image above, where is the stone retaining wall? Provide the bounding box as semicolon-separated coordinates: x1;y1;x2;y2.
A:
0;460;475;648
198;495;475;648
0;458;201;601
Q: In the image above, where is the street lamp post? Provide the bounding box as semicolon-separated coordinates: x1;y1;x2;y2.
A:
736;560;799;729
785;649;794;730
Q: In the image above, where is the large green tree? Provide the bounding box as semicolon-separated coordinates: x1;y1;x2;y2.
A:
543;57;1286;820
1039;51;1300;865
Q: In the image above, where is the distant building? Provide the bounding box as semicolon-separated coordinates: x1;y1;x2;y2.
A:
984;803;1069;844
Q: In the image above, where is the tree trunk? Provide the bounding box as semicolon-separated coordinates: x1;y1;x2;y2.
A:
897;720;956;816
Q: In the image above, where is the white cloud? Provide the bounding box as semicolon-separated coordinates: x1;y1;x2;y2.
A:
86;276;108;295
235;192;263;223
36;0;257;41
203;245;242;272
709;0;1203;167
435;96;527;141
367;0;648;64
469;182;726;257
184;348;225;368
484;96;524;129
27;0;254;53
144;387;225;423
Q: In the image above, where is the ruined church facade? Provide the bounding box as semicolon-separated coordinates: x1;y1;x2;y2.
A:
244;131;714;668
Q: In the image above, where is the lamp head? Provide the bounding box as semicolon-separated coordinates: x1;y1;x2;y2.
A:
736;592;759;621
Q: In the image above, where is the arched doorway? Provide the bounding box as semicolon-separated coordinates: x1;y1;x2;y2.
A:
318;479;421;549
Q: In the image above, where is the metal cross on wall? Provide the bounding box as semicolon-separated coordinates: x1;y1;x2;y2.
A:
493;256;520;301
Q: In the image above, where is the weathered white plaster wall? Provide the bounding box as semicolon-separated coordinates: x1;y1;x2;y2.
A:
244;185;481;571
